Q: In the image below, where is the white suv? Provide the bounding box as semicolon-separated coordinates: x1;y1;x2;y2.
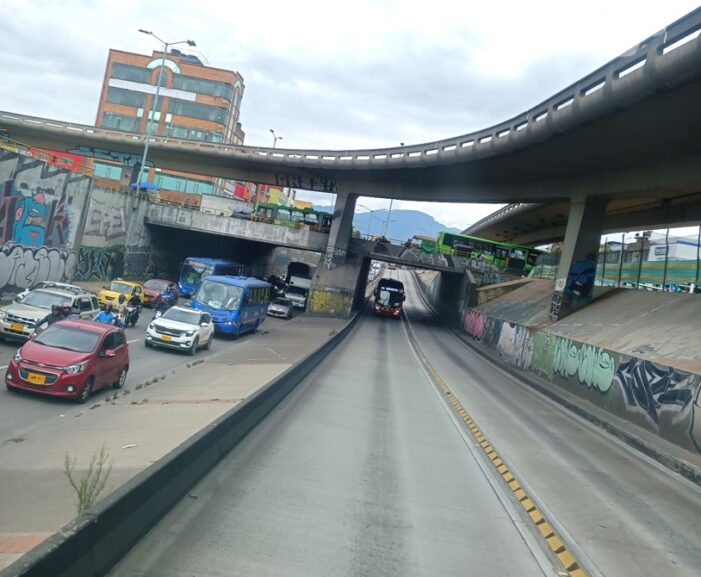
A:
0;287;100;341
144;305;214;355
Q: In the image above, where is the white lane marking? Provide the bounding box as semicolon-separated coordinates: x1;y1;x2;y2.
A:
127;339;141;344
0;364;7;370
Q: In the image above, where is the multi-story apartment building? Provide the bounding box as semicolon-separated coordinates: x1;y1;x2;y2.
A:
94;48;245;202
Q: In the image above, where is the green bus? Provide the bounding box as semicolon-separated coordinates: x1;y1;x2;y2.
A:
434;232;544;275
252;202;333;233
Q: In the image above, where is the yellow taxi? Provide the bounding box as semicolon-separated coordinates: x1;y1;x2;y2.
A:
98;279;144;308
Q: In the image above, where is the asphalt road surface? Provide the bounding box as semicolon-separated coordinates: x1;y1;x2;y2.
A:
106;269;701;577
0;310;294;444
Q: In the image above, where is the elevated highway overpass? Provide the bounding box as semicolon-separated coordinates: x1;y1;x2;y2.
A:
2;8;701;319
464;194;701;245
1;8;701;206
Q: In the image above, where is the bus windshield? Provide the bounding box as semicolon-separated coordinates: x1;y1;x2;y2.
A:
181;262;214;286
196;279;243;311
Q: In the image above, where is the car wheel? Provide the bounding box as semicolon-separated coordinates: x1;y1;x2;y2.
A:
189;337;199;356
76;378;94;404
113;366;128;389
144;339;152;348
204;334;213;350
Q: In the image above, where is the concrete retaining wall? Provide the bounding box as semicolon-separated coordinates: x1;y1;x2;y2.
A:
461;308;701;453
0;311;361;577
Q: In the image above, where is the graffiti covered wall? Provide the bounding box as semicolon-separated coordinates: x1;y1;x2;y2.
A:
0;152;91;291
461;306;701;453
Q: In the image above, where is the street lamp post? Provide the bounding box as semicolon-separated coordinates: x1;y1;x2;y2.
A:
269;129;283;148
135;30;196;192
357;203;376;237
383;199;394;238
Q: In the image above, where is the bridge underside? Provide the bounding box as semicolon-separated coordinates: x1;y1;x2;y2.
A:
467;189;701;244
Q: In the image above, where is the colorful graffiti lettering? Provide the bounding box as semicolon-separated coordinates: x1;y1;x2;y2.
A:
0;243;77;291
66;146;148;168
75;246;112;281
530;331;555;380
464;309;485;339
552;337;615;393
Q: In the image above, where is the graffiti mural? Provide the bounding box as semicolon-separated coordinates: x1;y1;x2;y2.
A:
0;243;77;291
464;309;485;340
324;246;347;270
614;358;697;428
530;331;556;380
459;304;701;453
83;198;127;242
75;247;112;281
552;337;615;393
0;152;89;249
495;322;534;369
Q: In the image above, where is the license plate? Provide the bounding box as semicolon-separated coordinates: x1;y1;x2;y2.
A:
10;323;23;332
27;372;46;385
161;335;172;342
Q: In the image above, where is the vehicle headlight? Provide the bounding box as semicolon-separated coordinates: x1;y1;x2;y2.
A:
13;350;22;362
184;330;196;336
148;323;155;330
64;361;88;375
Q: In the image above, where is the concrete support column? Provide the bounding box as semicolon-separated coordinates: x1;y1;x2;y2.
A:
550;198;607;320
323;193;357;269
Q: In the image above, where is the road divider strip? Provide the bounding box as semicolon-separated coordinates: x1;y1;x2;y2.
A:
402;309;589;577
0;312;362;577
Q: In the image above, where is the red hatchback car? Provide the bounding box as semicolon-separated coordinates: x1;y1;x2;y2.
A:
5;320;129;403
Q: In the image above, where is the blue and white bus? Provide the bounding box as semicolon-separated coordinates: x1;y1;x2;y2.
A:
178;258;247;298
189;276;272;336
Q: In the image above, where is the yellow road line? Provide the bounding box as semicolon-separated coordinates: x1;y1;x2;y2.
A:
404;318;589;577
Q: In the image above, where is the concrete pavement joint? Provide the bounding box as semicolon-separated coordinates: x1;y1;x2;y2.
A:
402;301;588;577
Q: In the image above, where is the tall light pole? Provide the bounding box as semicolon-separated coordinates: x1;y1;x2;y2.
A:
383;199;394;238
135;30;196;191
357;203;378;237
269;129;283;148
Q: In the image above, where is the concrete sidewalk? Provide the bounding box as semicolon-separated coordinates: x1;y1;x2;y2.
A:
0;315;346;570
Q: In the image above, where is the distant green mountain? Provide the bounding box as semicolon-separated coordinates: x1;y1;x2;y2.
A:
315;206;460;241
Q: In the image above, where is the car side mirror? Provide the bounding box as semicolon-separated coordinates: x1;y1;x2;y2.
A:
14;295;21;302
155;310;162;318
101;349;116;358
200;322;208;327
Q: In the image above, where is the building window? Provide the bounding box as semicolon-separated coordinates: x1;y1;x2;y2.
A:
101;112;139;132
93;162;123;180
168;124;224;143
106;87;147;108
153;173;214;196
110;63;150;83
155;98;227;125
172;75;233;100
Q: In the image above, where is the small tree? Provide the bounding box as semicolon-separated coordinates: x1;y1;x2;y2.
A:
64;446;113;515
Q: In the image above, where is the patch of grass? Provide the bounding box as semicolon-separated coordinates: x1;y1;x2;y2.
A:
90;404;101;410
135;384;143;390
7;436;24;443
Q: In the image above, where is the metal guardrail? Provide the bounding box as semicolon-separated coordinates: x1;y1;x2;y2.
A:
1;8;700;167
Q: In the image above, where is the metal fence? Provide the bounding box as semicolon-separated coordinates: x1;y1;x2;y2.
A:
530;226;701;293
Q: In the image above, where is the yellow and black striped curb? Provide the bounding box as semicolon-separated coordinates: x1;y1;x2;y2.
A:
405;324;588;577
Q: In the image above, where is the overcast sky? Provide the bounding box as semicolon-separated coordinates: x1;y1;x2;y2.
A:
1;0;699;229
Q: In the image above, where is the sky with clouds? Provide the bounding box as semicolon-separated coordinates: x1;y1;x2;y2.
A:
0;0;699;229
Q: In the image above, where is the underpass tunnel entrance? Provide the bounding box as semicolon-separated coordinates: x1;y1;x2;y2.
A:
147;224;276;280
287;262;312;283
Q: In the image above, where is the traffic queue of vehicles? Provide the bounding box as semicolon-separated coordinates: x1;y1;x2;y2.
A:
2;272;277;404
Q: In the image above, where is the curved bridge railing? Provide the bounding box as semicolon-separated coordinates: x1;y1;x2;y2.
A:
1;8;700;170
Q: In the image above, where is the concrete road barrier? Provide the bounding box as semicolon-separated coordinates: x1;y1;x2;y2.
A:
0;311;362;577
